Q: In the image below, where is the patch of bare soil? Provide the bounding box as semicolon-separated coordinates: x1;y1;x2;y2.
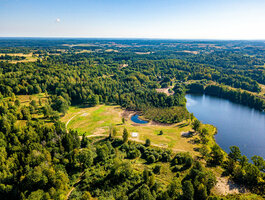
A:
213;177;248;196
156;86;174;96
149;120;173;126
81;112;89;116
121;109;136;118
181;131;194;137
93;127;106;135
135;52;151;55
119;64;128;69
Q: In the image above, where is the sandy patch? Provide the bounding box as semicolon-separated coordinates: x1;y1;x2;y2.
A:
213;177;248;195
93;127;107;135
81;112;89;117
155;86;174;96
181;131;195;137
135;52;151;55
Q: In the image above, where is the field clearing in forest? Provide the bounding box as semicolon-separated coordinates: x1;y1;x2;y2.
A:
16;93;49;106
61;104;216;156
0;53;38;63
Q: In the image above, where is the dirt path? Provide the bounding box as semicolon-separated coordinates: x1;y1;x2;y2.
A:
155;86;174;96
65;111;87;132
83;133;186;152
65;172;85;200
65;187;75;200
65;115;77;131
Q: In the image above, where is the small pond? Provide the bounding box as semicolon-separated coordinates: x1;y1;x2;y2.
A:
131;115;149;124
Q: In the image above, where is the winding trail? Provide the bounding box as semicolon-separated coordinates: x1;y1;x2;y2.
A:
65;115;77;132
65;111;87;132
65;172;85;200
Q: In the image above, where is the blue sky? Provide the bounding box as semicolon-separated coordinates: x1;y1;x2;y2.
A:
1;0;265;39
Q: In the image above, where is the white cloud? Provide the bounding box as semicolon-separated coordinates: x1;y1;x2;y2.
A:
56;18;60;23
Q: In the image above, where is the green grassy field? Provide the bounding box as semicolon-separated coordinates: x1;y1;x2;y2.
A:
61;104;217;156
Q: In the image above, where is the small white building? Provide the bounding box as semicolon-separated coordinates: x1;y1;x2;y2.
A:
131;132;138;138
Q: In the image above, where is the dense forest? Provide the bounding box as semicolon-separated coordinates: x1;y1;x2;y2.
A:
0;39;265;199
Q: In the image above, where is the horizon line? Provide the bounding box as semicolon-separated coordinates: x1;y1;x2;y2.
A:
0;36;265;41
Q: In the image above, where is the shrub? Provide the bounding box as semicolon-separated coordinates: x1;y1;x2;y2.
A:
145;139;151;147
153;165;161;174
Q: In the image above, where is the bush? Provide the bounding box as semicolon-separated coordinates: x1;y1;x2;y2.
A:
153;165;161;174
147;155;156;164
145;139;151;147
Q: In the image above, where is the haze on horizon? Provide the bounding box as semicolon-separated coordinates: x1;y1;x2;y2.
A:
1;0;265;40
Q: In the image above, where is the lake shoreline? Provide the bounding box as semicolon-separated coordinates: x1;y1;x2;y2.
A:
186;93;265;159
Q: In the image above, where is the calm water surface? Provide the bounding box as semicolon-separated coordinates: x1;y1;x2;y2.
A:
186;94;265;159
131;115;148;124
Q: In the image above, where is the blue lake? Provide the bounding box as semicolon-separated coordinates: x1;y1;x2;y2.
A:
186;93;265;159
131;115;149;124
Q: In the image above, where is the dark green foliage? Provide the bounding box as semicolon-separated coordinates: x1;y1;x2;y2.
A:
171;152;193;171
187;83;204;94
183;161;217;200
197;183;207;200
182;180;194;200
251;155;265;172
144;106;189;124
120;143;141;159
192;119;201;132
209;144;224;165
130;184;155;200
0;109;79;199
145;138;151;147
204;85;265;111
137;144;171;164
148;155;156;164
78;149;94;169
51;95;69;114
153;165;161;174
123;128;129;143
239;155;248;168
228;146;242;161
223;146;265;195
167;178;182;199
81;133;89;148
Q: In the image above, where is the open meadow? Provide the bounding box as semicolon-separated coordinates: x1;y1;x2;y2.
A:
0;53;38;63
61;104;216;156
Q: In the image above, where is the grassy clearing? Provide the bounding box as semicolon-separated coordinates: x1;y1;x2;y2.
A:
61;105;123;135
0;53;38;63
132;158;175;187
61;104;217;156
16;93;49;106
